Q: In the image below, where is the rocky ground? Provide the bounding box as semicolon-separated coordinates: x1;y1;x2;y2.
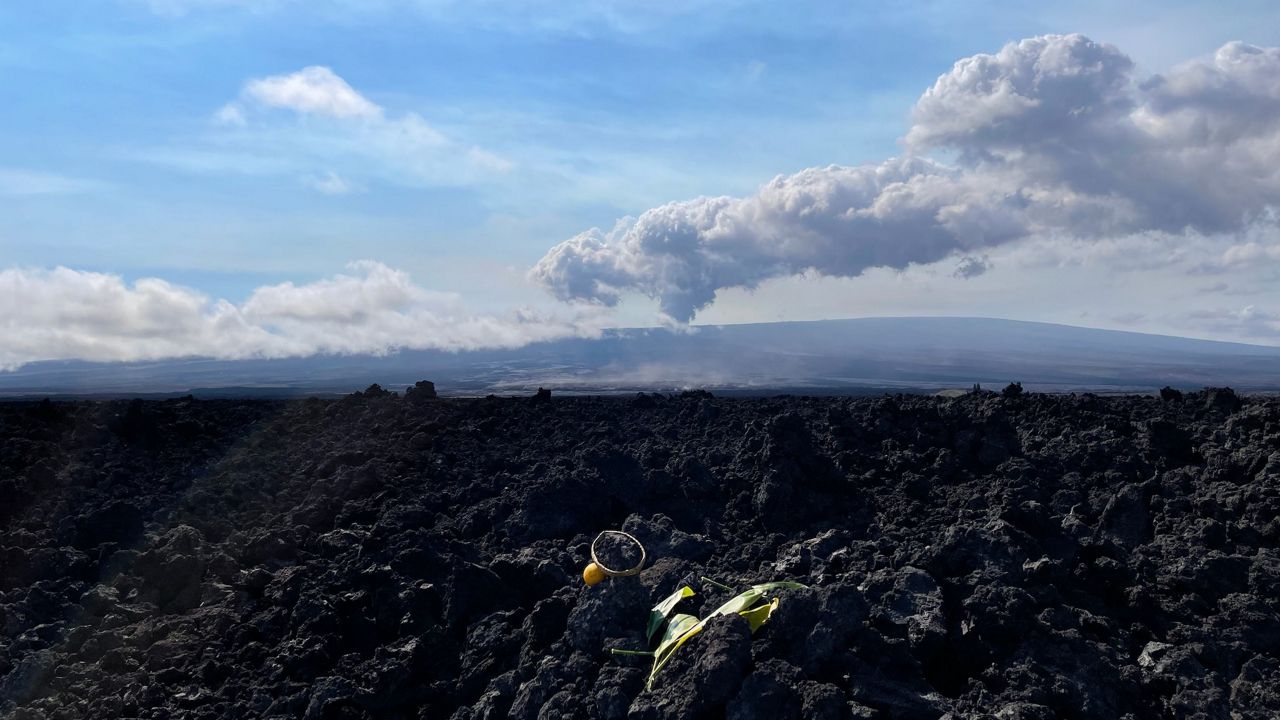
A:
1;385;1278;719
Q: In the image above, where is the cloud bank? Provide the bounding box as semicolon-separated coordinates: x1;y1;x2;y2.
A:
532;35;1280;322
0;262;595;371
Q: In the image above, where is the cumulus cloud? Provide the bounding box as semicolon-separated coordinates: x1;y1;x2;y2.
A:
219;66;383;124
243;66;382;119
0;262;597;371
905;34;1135;155
533;34;1280;322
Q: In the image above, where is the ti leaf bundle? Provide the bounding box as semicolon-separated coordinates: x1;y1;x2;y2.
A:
615;578;807;690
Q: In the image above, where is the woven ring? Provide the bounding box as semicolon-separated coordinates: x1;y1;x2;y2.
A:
590;530;647;578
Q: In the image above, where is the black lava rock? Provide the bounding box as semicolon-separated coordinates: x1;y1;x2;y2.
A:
405;380;439;402
1;393;1276;719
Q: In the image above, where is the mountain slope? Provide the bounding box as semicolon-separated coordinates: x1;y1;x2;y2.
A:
1;317;1277;396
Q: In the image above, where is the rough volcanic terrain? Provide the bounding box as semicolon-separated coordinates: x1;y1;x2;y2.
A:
2;386;1279;719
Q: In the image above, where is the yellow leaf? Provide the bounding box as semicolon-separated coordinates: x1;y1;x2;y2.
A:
739;597;780;633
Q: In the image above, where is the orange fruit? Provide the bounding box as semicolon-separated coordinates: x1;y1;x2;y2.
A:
583;562;606;586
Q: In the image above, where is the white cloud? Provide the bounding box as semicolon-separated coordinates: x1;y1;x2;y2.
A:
198;66;507;188
243;66;383;119
532;35;1280;323
905;35;1134;155
0;262;600;371
1186;304;1280;340
1220;242;1280;266
213;103;247;127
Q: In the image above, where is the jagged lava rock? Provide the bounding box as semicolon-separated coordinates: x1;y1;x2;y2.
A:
1;391;1278;719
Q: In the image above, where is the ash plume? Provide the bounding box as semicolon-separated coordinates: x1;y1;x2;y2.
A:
532;35;1280;322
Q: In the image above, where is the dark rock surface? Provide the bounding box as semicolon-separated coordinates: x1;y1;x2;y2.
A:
1;389;1279;719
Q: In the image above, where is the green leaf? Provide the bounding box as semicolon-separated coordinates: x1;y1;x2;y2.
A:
709;588;764;617
644;580;808;690
649;615;705;689
707;581;807;619
655;613;700;656
646;586;695;642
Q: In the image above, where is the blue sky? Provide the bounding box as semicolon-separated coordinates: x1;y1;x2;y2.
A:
3;1;1280;367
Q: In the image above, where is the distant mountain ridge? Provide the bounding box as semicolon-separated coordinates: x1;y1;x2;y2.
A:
2;317;1278;397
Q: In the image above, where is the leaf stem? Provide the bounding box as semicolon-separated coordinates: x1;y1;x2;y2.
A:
610;648;655;657
700;576;736;593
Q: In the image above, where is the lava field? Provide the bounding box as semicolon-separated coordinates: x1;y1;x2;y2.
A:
1;386;1279;719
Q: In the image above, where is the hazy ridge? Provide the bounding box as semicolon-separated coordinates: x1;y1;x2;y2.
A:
2;317;1277;397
